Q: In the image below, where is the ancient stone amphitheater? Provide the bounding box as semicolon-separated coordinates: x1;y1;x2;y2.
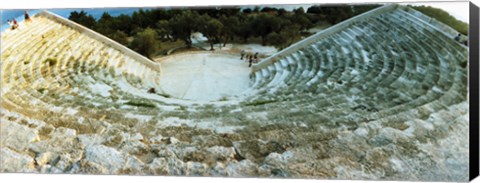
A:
0;4;470;181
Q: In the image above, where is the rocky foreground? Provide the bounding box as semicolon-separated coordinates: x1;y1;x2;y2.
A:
0;101;469;181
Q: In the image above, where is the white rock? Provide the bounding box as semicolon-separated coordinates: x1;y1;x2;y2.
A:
209;162;227;176
149;135;163;144
35;152;57;166
55;154;74;171
77;134;105;147
169;137;180;144
39;164;63;173
354;127;369;137
185;161;206;176
131;133;144;141
389;157;405;173
53;127;77;137
226;159;258;177
125;156;144;170
84;145;125;173
0;121;40;151
206;146;236;161
0;147;35;172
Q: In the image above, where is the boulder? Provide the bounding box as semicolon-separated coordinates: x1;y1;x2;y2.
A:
0;147;35;172
0;121;40;151
226;159;258;177
83;145;125;173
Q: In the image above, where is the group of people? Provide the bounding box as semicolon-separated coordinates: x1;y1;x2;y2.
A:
7;19;19;30
6;11;31;31
240;50;260;67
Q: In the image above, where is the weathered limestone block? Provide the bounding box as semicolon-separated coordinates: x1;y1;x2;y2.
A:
226;159;258;177
35;151;58;166
0;147;35;172
185;161;206;176
0;121;40;151
369;127;409;147
77;134;106;147
83;145;126;173
206;146;236;161
148;156;185;175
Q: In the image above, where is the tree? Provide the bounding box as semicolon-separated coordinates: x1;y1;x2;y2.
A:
95;12;115;35
219;15;240;46
293;7;305;15
169;10;202;47
253;6;261;13
68;10;96;29
242;8;252;14
266;31;288;49
155;20;172;41
251;13;282;45
291;14;313;31
282;24;302;45
277;8;288;17
306;5;354;24
109;30;129;45
261;7;279;13
129;28;159;59
352;4;381;16
234;15;253;43
199;15;224;50
115;14;135;36
307;6;324;14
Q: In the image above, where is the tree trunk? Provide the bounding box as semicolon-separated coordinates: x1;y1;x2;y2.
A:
222;36;228;47
210;41;215;51
185;38;192;48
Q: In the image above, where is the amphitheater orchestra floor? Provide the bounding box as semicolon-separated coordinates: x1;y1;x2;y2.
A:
158;52;251;101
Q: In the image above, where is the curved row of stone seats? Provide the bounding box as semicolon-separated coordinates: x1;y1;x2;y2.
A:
1;14;169;119
244;6;467;126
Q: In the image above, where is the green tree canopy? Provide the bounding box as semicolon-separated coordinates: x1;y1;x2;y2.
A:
155;20;172;41
251;13;282;45
219;15;240;46
68;10;96;29
169;10;202;47
129;28;159;58
199;15;224;50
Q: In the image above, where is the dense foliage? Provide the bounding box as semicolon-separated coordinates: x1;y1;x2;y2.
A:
68;7;324;56
410;5;468;35
68;4;469;58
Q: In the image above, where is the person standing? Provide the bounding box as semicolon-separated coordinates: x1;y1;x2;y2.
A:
240;50;246;60
12;19;19;30
7;20;13;30
454;33;461;42
248;55;253;67
25;11;31;22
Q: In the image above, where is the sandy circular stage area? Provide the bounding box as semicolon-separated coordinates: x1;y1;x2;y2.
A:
158;52;252;101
